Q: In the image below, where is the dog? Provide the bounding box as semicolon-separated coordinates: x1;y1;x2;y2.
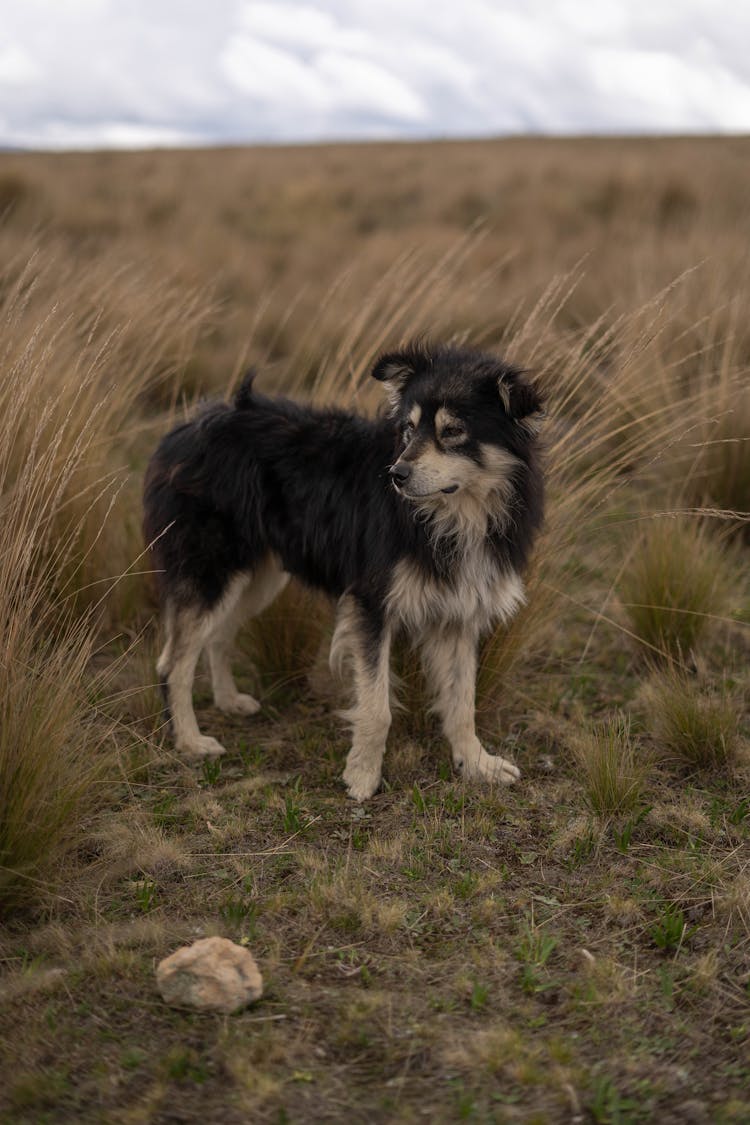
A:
143;341;544;800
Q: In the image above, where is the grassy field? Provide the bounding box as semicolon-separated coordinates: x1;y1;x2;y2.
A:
0;137;748;1124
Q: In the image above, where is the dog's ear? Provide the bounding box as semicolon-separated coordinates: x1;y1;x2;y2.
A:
371;351;417;392
498;371;545;434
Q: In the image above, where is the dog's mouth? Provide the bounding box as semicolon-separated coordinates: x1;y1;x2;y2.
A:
393;481;460;499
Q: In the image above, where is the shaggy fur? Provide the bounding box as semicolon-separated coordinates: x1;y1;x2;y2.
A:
143;341;544;799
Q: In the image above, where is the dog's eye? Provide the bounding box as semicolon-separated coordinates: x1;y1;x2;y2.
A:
440;425;465;442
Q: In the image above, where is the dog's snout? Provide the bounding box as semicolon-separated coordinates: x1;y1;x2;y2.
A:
389;462;411;485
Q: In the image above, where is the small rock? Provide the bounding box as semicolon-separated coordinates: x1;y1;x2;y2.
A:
156;936;263;1013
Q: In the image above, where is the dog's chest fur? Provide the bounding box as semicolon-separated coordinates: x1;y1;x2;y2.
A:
386;543;525;637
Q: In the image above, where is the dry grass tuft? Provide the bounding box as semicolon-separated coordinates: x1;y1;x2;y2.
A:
0;616;114;909
618;517;736;661
643;665;744;771
569;713;651;816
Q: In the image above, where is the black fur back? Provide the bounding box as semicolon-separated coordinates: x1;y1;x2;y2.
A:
143;347;544;623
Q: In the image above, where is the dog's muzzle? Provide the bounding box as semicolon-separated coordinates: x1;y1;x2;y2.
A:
389;461;459;497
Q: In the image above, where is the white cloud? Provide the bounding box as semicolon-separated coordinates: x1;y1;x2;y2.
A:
238;2;370;54
1;0;749;149
222;35;330;109
0;44;41;86
316;53;425;121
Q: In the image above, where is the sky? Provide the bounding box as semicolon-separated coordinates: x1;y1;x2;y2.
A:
1;0;750;150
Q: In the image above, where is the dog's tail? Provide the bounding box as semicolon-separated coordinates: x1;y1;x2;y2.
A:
234;368;257;410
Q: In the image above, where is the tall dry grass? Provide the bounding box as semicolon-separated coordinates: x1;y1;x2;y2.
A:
0;236;214;907
4;138;750;403
0;238;214;621
0;280;111;905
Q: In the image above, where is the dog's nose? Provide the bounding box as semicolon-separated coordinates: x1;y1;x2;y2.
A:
389;462;411;485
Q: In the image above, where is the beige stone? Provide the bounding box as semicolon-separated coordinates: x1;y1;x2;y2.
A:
156;937;263;1013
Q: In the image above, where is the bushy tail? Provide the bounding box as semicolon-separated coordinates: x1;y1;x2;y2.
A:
234;368;257;410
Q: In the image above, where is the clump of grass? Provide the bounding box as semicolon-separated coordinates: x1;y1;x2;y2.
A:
569;713;650;816
516;914;558;995
643;665;742;771
0;473;116;909
0;246;193;906
618;518;735;661
650;903;695;952
0;610;115;909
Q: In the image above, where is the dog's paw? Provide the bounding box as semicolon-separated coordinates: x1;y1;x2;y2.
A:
214;692;261;716
179;735;227;761
343;757;382;802
455;744;520;786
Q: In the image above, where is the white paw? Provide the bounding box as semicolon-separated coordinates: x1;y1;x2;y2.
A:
214;692;261;716
178;734;227;761
455;745;521;785
343;755;382;802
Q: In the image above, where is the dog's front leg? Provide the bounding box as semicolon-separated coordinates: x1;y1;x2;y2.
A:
332;597;392;801
421;626;520;785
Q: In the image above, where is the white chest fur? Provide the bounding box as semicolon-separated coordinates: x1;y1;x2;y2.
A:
386;550;525;637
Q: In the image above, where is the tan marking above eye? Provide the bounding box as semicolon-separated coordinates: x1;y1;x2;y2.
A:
435;407;466;441
408;404;422;427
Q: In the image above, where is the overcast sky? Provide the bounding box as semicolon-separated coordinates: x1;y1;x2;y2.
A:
1;0;750;150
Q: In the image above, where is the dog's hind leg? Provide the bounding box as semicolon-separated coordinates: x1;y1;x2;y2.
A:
159;601;226;759
207;557;289;715
159;575;252;760
332;596;392;802
421;625;520;785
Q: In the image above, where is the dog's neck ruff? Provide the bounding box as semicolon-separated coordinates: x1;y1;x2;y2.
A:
385;543;526;639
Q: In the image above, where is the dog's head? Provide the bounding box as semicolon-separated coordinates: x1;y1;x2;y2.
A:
372;342;544;507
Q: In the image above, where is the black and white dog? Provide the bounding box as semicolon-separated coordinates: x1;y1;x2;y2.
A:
143;342;544;800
